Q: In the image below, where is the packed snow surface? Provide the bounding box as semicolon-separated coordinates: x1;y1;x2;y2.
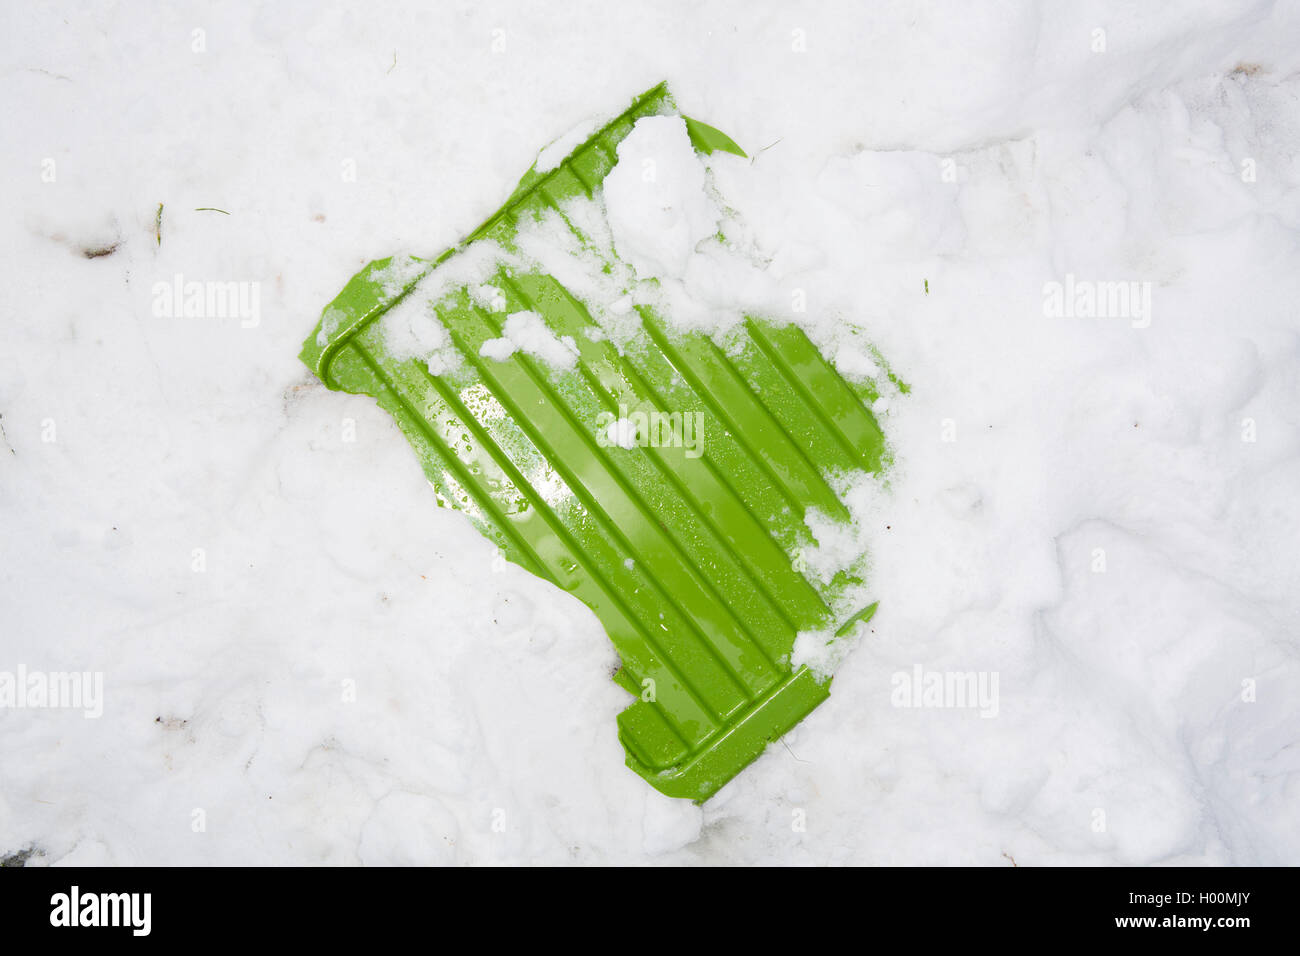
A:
3;0;1300;865
603;115;722;280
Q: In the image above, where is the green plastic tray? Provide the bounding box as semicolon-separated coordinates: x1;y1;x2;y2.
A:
301;83;886;800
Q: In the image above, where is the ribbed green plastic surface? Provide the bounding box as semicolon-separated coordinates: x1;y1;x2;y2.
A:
301;83;886;800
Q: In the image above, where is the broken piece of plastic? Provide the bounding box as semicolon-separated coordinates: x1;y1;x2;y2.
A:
301;83;885;801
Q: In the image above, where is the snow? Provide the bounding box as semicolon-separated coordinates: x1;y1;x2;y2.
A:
3;0;1300;866
791;627;854;684
479;310;579;369
535;118;599;174
603;115;721;280
605;418;639;450
378;240;511;360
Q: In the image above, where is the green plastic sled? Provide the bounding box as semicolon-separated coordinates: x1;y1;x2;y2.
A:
301;83;886;801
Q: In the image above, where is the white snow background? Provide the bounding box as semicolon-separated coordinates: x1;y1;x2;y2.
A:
3;0;1299;865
